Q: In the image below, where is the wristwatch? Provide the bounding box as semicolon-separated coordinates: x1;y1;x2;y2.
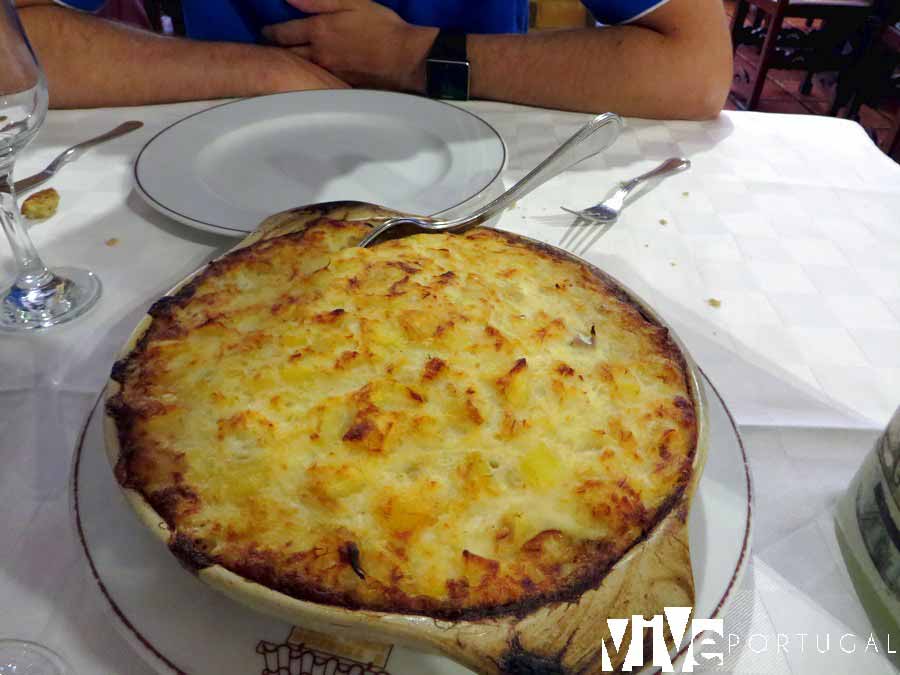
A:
426;31;470;101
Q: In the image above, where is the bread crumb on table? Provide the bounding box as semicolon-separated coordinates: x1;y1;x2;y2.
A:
105;238;119;247
682;191;689;197
20;188;60;220
707;298;722;308
659;218;668;225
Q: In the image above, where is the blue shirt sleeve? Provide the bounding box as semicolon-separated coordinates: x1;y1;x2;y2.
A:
54;0;107;11
179;0;529;44
583;0;670;24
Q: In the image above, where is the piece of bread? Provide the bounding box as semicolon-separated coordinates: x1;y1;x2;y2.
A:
20;188;60;220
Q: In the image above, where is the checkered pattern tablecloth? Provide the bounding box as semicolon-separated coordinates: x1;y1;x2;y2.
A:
1;100;898;674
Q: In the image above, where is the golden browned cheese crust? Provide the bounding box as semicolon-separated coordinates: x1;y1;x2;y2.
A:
108;220;696;620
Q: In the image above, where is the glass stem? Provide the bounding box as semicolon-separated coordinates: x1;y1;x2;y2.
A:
0;161;52;290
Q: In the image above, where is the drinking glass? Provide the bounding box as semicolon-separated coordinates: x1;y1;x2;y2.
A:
0;2;79;671
0;0;100;331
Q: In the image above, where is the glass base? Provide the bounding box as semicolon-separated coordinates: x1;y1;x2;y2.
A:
0;267;101;331
0;640;70;675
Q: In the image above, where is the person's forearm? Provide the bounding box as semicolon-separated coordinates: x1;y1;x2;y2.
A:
18;5;338;108
395;3;731;120
465;26;730;120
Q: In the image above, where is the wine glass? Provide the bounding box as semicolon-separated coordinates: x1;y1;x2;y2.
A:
0;4;77;672
0;0;100;331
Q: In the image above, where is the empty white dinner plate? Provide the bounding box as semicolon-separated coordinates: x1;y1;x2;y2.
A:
133;91;506;237
72;372;751;675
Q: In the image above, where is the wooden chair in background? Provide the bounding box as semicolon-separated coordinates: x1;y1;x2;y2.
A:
730;0;874;110
833;8;900;156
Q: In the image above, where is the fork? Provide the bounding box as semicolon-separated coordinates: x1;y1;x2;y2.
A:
558;157;690;254
13;120;143;194
357;112;623;247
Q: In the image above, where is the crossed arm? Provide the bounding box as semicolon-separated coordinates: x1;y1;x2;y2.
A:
267;0;733;119
15;0;347;108
15;0;732;119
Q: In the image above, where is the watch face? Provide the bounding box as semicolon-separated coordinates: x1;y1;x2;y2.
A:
427;59;470;101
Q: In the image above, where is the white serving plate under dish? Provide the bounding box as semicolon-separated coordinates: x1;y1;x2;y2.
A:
72;370;751;675
133;90;507;237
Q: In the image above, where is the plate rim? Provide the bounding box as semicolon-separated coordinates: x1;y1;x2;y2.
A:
132;90;508;237
70;397;183;674
71;368;752;675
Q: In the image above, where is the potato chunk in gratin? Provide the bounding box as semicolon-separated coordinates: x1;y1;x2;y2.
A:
108;219;696;619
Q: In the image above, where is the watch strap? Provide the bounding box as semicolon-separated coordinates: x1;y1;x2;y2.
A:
428;30;467;62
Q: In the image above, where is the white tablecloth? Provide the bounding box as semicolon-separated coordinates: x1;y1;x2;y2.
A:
2;100;899;674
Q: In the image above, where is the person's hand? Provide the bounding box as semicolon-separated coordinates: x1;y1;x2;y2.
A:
262;0;438;92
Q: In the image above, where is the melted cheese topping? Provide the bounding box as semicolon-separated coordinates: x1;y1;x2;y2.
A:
110;221;696;618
